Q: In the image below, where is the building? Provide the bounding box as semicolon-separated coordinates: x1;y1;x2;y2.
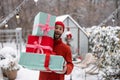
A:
56;15;89;57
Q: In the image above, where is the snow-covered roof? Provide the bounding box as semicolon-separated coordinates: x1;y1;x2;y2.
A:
56;15;89;37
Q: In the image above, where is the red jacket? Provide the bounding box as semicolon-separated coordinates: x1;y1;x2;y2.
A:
39;38;74;80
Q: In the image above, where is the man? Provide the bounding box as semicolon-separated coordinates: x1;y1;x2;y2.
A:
39;21;74;80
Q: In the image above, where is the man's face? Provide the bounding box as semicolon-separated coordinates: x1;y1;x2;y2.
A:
54;25;64;40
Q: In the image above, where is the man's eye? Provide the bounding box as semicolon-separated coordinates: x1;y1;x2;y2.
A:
55;27;58;29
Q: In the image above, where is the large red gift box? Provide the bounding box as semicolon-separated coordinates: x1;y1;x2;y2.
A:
26;35;54;54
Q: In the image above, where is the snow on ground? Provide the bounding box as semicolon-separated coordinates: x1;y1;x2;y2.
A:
15;65;99;80
16;66;39;80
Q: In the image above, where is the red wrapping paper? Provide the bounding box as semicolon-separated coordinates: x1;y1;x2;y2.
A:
26;35;54;54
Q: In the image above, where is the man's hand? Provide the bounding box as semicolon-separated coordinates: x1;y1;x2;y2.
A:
62;65;67;74
56;62;67;74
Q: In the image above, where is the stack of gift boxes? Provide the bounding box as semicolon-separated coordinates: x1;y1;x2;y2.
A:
19;12;64;72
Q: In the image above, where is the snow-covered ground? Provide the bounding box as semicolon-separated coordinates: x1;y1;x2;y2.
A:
15;65;99;80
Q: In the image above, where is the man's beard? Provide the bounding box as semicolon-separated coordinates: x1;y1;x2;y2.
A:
54;33;62;40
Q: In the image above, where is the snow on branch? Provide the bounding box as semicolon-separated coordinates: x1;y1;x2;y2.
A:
98;6;120;27
85;26;120;79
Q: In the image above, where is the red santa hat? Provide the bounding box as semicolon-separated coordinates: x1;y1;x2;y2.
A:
55;21;65;31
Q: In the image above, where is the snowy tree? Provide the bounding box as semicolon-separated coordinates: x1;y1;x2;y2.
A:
85;26;120;80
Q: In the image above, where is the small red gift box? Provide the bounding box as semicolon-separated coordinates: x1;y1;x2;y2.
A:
26;35;54;54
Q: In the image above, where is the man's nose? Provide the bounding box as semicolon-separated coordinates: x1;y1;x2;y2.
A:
55;29;60;32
